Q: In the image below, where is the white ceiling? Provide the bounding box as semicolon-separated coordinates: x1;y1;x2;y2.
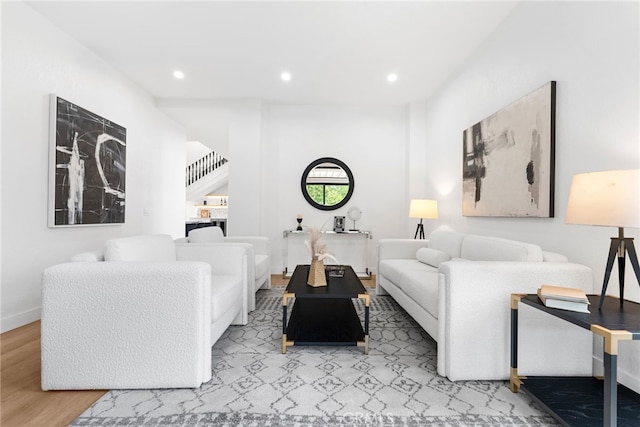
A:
26;0;519;106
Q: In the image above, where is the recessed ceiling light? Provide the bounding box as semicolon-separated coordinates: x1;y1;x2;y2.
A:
173;70;185;79
281;71;292;82
387;73;398;83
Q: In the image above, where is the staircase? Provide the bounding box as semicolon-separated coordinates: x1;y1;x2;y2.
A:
186;151;228;201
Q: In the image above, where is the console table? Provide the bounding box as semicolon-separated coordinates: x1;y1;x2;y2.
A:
282;230;372;278
510;294;640;427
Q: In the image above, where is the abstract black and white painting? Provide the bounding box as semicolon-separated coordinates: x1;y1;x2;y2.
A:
49;96;126;227
462;81;555;217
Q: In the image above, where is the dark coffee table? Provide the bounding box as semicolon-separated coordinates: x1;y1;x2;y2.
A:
282;264;370;354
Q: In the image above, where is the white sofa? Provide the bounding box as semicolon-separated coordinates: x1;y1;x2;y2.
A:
41;234;247;390
175;227;271;314
377;229;594;381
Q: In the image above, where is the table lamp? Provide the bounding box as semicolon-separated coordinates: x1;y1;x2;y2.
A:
565;169;640;310
409;199;438;239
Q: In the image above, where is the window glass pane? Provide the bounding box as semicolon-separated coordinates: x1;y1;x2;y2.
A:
325;185;348;206
306;184;325;205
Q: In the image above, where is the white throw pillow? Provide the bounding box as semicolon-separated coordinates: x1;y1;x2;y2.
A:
188;226;224;243
416;247;451;267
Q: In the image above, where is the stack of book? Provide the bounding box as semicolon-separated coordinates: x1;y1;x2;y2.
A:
537;284;590;313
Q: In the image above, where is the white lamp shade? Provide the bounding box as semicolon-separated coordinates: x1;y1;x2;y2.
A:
409;199;438;219
565;169;640;228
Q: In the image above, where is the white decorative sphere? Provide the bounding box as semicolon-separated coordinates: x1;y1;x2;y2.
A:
347;206;362;222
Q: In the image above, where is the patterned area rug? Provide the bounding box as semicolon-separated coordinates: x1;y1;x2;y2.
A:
72;289;559;426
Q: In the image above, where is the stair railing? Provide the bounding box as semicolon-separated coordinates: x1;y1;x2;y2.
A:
185;151;228;187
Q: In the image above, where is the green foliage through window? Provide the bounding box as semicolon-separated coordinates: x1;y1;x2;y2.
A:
306;184;349;206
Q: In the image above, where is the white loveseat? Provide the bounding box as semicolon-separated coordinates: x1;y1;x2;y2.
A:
41;234;247;390
175;227;271;314
377;229;594;381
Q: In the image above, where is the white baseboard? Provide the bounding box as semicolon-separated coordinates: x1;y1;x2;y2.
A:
1;307;41;333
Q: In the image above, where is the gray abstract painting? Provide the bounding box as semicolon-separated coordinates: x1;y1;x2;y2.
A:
49;96;126;226
462;81;555;217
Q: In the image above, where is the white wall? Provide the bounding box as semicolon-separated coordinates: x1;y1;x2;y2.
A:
158;101;231;159
186;140;213;165
407;101;436;237
1;3;186;332
421;1;639;391
227;101;263;237
261;105;408;274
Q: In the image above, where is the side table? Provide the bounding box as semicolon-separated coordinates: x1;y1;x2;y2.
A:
510;294;640;427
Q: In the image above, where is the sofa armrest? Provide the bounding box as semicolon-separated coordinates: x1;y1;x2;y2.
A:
437;261;593;381
223;238;271;308
41;261;212;389
378;239;429;260
542;251;568;262
70;250;104;262
224;236;269;255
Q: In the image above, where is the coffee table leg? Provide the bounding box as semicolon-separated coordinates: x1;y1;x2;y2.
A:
365;304;369;334
282;301;287;354
282;293;294;354
359;293;370;354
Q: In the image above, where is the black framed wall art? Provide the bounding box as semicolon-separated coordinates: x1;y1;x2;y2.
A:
462;81;556;217
48;95;127;227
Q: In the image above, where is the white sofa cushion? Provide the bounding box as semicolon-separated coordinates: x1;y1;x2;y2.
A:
461;235;543;262
379;259;440;317
210;275;243;322
379;259;417;291
104;234;176;262
399;267;440;318
416;247;451;267
189;227;224;243
428;230;465;258
254;254;270;280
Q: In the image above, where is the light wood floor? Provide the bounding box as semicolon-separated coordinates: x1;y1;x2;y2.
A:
0;274;375;426
1;321;107;427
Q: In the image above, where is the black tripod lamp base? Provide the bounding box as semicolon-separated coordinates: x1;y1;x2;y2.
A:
414;221;425;239
598;234;640;310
